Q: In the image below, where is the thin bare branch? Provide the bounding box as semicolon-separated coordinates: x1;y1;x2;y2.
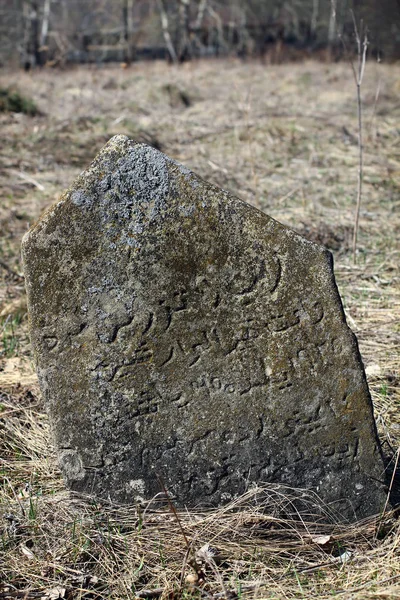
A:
359;34;368;83
351;25;368;262
10;169;45;192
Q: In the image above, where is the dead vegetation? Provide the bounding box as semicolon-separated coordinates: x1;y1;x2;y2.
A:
0;58;399;598
0;88;39;117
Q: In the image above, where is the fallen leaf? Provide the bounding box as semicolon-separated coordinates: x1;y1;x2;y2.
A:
311;534;331;545
20;543;35;559
18;482;32;499
332;550;352;564
47;587;66;599
195;543;217;561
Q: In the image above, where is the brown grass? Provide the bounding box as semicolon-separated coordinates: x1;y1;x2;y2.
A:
0;58;399;599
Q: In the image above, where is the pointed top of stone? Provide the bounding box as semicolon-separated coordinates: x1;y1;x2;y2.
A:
22;136;386;520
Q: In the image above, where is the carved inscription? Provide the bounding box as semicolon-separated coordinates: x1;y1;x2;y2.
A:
86;266;353;480
98;279;331;402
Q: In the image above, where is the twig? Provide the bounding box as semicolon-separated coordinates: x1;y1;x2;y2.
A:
157;474;190;548
10;169;45;191
379;445;400;526
277;186;301;205
368;55;382;139
349;12;368;263
135;589;163;599
4;475;26;517
0;592;44;599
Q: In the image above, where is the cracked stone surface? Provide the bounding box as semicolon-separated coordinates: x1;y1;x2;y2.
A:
22;135;386;520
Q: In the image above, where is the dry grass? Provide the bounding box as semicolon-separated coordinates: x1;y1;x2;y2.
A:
0;58;399;598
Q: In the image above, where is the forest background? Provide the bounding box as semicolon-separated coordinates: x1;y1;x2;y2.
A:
1;0;400;68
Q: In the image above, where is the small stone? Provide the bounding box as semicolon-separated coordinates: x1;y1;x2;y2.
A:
185;573;199;585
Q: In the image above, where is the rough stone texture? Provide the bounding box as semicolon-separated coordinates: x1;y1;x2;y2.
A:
22;135;386;520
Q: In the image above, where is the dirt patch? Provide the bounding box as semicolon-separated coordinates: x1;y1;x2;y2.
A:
295;221;353;253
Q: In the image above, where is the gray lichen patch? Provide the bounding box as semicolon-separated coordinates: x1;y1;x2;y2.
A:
22;135;387;520
59;449;86;482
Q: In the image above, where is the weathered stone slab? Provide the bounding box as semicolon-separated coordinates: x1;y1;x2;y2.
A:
22;135;386;519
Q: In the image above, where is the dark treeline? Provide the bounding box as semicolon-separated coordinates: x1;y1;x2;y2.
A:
0;0;399;68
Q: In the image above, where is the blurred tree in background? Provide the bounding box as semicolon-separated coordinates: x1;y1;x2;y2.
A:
0;0;399;68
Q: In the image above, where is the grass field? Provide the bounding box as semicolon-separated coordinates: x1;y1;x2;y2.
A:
0;58;399;599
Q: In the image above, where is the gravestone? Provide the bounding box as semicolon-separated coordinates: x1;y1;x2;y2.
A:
22;135;386;520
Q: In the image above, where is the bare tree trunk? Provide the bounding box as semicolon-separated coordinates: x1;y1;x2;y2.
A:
194;0;207;30
191;0;208;56
311;0;319;38
237;7;249;57
177;0;191;61
31;0;40;65
207;5;224;56
39;0;50;47
22;0;31;68
157;0;178;64
39;0;50;64
123;0;134;64
23;0;41;68
328;0;337;58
